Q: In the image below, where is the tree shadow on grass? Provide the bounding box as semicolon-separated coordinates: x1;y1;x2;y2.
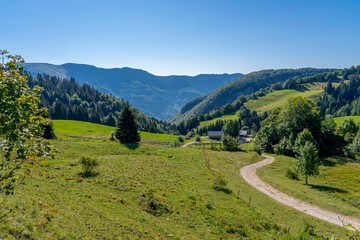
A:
121;143;140;150
213;186;233;194
79;171;99;178
319;158;336;167
309;184;348;194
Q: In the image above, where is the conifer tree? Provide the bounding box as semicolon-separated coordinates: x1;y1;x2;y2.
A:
115;103;141;143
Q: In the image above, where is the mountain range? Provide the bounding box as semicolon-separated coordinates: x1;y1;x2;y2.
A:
23;63;242;120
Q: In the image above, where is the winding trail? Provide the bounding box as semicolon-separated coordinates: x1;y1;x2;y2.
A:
240;154;360;229
181;137;208;148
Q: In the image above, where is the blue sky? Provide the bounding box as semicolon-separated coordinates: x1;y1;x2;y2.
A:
2;0;360;75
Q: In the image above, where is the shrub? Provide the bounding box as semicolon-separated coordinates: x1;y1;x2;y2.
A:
286;168;299;180
79;156;99;177
210;142;217;150
195;135;201;142
213;174;232;194
254;143;262;155
185;131;194;140
222;135;239;151
139;189;172;216
178;136;184;143
110;131;115;141
171;139;181;147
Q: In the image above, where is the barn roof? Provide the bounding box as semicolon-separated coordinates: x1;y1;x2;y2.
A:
207;131;224;137
239;130;248;136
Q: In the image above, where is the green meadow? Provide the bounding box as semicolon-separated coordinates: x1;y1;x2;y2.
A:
333;116;360;126
244;89;323;114
0;120;350;239
198;113;239;129
53;120;179;142
197;88;324;129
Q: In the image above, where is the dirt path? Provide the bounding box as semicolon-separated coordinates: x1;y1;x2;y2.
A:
240;154;360;229
181;137;208;148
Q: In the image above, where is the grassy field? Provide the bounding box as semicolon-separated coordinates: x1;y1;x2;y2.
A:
333;116;360;126
53;120;180;142
244;89;323;114
197;88;323;129
198;112;239;129
0;120;352;238
0;141;283;239
257;155;360;221
0;140;348;239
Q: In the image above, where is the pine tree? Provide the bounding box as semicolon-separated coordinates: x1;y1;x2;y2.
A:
43;122;56;139
324;80;334;95
115;103;141;143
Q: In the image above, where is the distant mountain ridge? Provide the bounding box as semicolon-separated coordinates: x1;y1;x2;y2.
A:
23;63;242;120
169;68;338;124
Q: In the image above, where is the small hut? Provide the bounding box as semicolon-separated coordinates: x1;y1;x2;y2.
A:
207;131;224;139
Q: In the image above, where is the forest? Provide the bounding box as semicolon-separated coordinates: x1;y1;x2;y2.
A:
26;72;177;134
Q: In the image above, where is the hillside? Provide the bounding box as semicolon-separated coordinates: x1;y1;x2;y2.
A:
1;120;347;239
195;88;323;133
53;120;179;142
244;89;323;114
169;68;336;124
192;81;346;135
23;63;242;120
26;72;175;134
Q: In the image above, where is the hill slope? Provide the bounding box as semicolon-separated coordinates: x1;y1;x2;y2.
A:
1;125;346;238
23;63;242;120
53;120;179;142
169;68;336;124
195;87;324;134
26;73;173;134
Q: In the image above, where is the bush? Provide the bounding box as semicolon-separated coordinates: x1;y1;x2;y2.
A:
254;143;262;155
79;156;99;177
178;136;184;143
195;135;201;142
286;168;299;180
110;131;115;141
139;189;172;216
185;131;194;140
213;174;232;194
222;135;240;151
171;139;181;147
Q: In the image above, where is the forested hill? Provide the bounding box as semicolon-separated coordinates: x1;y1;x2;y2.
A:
22;63;242;120
317;66;360;116
26;72;176;134
168;68;337;124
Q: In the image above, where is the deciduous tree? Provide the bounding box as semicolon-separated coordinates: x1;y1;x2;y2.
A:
296;141;319;185
222;120;239;137
0;51;55;195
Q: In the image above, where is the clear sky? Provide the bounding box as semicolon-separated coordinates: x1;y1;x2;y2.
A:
2;0;360;75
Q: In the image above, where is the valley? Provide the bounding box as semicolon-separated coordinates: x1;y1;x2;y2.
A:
3;2;360;239
23;63;242;120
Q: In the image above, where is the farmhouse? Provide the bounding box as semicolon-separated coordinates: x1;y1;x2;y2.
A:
207;131;224;139
239;130;248;136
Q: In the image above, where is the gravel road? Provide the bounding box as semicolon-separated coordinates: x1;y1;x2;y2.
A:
240;154;360;229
